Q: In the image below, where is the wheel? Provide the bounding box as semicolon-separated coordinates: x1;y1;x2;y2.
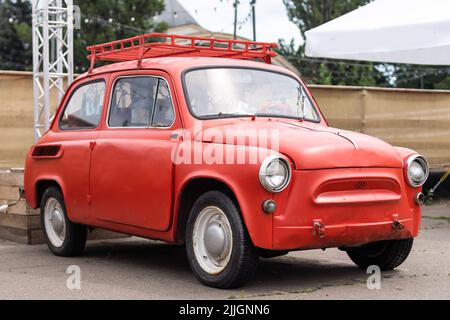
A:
40;187;87;257
345;238;414;270
185;191;259;289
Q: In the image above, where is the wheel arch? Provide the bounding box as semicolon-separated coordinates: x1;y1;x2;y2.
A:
35;178;65;209
174;177;241;245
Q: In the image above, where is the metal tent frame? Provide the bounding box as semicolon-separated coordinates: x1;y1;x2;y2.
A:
32;0;74;141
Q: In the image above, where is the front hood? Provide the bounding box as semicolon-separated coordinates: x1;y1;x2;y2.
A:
195;119;403;170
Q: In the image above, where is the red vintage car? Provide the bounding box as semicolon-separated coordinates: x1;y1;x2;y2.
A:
24;34;429;289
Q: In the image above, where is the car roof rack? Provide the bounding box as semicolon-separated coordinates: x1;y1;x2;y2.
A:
86;33;278;72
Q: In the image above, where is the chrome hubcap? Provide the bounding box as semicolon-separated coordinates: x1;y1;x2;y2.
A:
44;197;66;248
192;206;233;275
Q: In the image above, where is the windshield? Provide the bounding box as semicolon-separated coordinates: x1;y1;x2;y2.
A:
184;68;320;121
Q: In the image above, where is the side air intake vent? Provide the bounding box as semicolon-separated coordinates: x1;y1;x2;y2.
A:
31;145;62;158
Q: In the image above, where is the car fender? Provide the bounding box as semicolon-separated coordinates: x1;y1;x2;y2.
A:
172;145;282;249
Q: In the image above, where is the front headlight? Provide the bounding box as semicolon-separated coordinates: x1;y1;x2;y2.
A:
259;155;292;193
405;155;429;187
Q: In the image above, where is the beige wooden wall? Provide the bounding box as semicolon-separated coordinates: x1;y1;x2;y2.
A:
309;85;450;168
0;71;449;169
0;71;35;168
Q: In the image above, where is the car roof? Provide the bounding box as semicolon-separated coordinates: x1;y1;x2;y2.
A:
77;57;298;80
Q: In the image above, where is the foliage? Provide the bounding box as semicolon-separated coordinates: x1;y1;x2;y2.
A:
74;0;167;72
0;0;167;72
393;64;450;90
284;0;370;37
0;0;32;70
1;0;449;88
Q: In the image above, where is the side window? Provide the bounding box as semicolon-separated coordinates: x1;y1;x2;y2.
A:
109;77;158;127
152;80;175;127
59;80;105;130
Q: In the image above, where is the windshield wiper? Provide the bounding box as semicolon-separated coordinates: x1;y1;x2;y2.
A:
297;86;307;120
201;112;256;119
254;113;302;120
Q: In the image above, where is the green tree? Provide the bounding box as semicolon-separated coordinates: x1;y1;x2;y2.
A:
0;0;167;72
0;0;32;71
280;0;390;86
74;0;167;72
393;64;450;89
284;0;370;35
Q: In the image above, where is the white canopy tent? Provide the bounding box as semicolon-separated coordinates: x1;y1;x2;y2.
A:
305;0;450;65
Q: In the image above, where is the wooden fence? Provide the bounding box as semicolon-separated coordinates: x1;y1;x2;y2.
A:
1;71;449;169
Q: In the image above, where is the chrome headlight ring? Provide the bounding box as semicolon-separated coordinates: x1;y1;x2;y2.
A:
405;154;429;188
259;155;292;193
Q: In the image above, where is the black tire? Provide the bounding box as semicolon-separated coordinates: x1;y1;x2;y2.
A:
346;238;414;270
260;249;289;259
185;191;259;289
40;187;87;257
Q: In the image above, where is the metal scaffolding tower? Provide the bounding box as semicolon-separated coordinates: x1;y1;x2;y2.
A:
32;0;74;141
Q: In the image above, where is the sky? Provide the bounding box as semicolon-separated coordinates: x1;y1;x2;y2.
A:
177;0;302;45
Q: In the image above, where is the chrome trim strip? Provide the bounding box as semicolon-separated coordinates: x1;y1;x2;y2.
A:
404;154;429;188
259;155;292;193
336;132;359;150
414;192;425;206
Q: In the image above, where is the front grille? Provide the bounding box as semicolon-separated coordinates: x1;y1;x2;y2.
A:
353;181;368;190
314;177;401;204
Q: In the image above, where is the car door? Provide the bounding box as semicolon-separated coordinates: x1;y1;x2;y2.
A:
90;70;181;231
54;76;107;223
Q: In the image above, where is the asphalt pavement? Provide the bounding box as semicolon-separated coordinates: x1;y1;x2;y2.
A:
0;203;449;300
